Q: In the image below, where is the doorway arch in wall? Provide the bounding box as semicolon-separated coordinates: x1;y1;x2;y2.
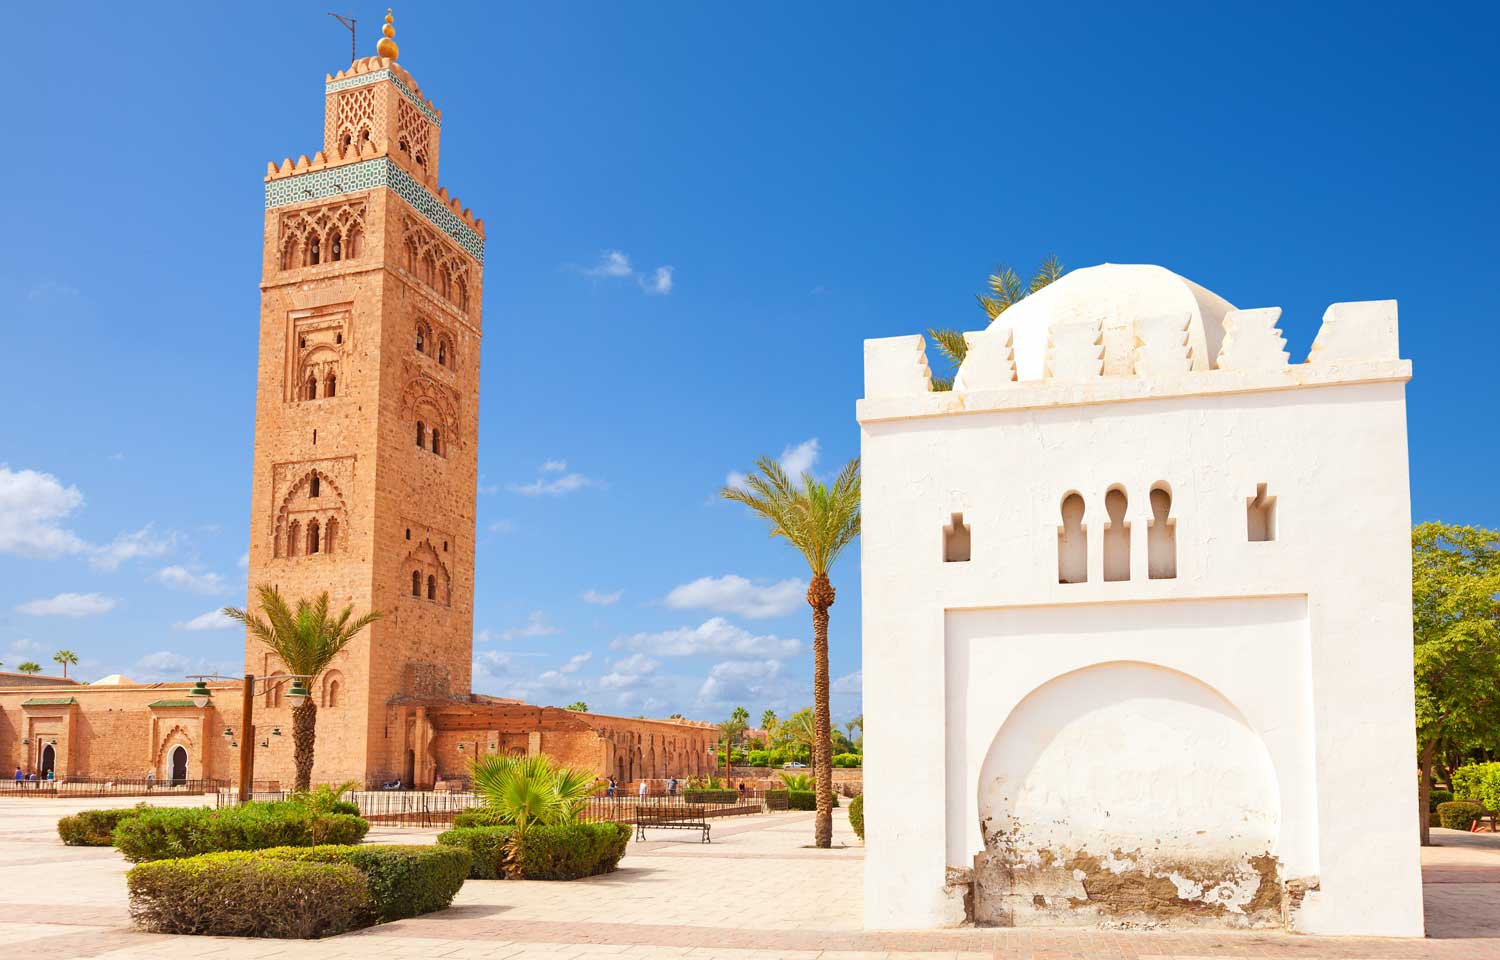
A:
169;746;188;785
973;661;1282;926
39;743;56;780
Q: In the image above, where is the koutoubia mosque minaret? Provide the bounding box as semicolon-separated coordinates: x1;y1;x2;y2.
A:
245;11;485;785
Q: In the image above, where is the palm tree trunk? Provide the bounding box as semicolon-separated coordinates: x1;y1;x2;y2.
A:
292;699;317;791
808;574;836;848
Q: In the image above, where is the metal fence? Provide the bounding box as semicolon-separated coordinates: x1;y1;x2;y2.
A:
582;791;771;823
0;778;227;798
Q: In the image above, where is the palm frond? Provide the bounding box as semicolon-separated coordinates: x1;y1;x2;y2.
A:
723;458;860;577
930;375;954;392
1032;254;1065;291
926;327;968;366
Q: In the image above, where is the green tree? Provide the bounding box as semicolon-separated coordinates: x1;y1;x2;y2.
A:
470;753;597;879
719;706;750;782
927;256;1064;390
761;709;779;739
849;713;863;751
1413;522;1500;845
52;649;78;679
223;586;382;791
566;701;589;712
17;661;42;675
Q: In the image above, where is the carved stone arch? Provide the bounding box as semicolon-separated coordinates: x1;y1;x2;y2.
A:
401;375;460;445
400;538;452;606
155;724;195;780
274;469;349;558
321;669;346;708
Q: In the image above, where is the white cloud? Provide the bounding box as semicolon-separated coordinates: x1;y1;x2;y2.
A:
581;588;623;606
541;459;568;472
92;526;172;571
16;592;116;617
0;466;89;559
778;438;820;477
724;470;749;492
559;652;593;674
509;471;595;496
154;565;229;595
643;266;673;295
487;519;515;534
697;659;784;707
491;611;561;643
613;617;803;659
599;652;658;690
237;552;250;570
177;609;237;631
1;638;44;665
585;250;634;278
665;575;805;619
127;649;239;683
832;670;862;695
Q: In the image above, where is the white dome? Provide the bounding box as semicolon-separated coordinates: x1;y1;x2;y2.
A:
973;263;1237;382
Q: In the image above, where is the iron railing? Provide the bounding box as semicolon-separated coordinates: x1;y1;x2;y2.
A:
0;777;228;798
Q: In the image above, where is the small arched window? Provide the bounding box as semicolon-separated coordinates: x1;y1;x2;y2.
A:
345;226;361;260
287;520;301;557
411;570;421;596
308;236;321;266
415;151;427;169
398;136;410;154
324;517;338;554
329;230;343;262
327;679;341;708
427;574;436;601
437;341;447;366
416;421;426;448
431;429;441;456
324;373;336;398
1058;493;1088;584
456;278;468;312
415;326;425;353
306;375;317;400
308;519;320;555
310;475;320;498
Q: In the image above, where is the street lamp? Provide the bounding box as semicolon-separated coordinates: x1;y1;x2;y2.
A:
186;672;311;803
188;681;213;708
287;680;311;708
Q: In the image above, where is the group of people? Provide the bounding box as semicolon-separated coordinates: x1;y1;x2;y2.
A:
12;766;54;783
601;776;751;799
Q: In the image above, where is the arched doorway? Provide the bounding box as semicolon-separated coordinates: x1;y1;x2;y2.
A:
39;743;56;780
169;746;188;785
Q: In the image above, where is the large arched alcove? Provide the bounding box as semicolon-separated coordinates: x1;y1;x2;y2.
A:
973;661;1283;927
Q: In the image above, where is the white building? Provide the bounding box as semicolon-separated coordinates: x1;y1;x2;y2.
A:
858;264;1422;935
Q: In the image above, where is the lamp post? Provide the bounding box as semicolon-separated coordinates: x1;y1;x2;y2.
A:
186;673;311;803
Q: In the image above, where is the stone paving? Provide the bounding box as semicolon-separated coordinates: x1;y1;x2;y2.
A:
4;796;1500;958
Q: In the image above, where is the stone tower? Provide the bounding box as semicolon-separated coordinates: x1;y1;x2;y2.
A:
245;19;485;786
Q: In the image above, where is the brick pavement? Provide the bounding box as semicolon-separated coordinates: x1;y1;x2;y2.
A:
4;796;1500;958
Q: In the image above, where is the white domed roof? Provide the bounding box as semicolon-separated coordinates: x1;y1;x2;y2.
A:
978;263;1237;382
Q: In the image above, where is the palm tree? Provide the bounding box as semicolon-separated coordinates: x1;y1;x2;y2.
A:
17;661;42;675
470;753;597;879
928;255;1065;390
52;650;78;679
719;706;749;782
849;713;864;751
723;458;860;848
760;709;779;741
223;585;381;791
565;701;589;712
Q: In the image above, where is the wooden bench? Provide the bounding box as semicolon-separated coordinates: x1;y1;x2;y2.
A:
635;803;711;843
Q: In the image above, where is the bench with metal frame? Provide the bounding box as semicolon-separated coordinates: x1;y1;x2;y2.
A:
634;802;711;842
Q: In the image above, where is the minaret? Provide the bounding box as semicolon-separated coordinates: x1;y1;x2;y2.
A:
246;11;484;786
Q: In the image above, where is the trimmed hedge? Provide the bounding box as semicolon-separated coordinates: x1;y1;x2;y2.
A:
848;794;864;841
1438;801;1483;831
128;854;373;938
438;821;631;880
1430;788;1455;811
114;802;368;862
256;845;471;921
452;807;508;829
832;753;862;768
58;807;143;846
682;789;738;803
787;790;838;810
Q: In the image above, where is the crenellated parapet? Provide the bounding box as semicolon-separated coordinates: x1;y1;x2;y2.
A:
860;269;1408;422
325;57;442;126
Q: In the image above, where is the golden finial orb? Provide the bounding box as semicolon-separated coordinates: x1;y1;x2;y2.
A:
375;8;399;60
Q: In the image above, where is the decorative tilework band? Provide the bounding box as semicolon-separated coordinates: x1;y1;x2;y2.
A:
265;159;484;263
325;70;442;126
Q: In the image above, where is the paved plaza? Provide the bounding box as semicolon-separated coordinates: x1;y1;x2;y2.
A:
4;797;1500;959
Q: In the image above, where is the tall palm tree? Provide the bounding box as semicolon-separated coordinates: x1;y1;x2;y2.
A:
928;255;1065;390
720;706;749;782
470;753;597;879
52;650;78;679
223;585;381;790
723;458;860;848
17;661;42;675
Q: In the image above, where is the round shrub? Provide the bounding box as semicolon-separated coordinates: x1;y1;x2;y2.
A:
848;794;864;841
256;844;471;921
114;802;369;862
437;821;631;880
1438;801;1483;831
1429;788;1454;811
127;854;373;938
58;807;143;846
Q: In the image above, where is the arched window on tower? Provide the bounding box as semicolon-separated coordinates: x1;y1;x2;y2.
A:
287;519;301;558
1103;487;1130;582
415;325;426;353
345;225;362;259
437;341;447;366
324;517;338;554
411;570;421;596
308;519;320;555
1148;485;1178;579
324;372;336;398
1058;493;1088;584
306;374;318;400
329;229;343;262
456;278;468;312
431;429;441;456
308;236;321;266
327;679;341;708
416;421;426;448
310;475;320;498
427;574;436;601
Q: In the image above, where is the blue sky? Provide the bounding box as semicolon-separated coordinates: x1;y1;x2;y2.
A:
1;2;1495;723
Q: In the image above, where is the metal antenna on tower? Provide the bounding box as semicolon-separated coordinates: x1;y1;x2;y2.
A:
328;12;357;62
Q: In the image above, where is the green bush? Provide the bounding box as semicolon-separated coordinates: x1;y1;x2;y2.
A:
1430;788;1454;811
288;782;361;817
58;807;143;846
748;750;771;767
1452;763;1500;810
787;790;838;810
848;794;864;840
765;789;789;810
1437;801;1483;831
438;822;631;880
452;807;508;829
682;789;738;803
257;845;470;921
113;802;368;862
832;753;862;768
127;854;373;938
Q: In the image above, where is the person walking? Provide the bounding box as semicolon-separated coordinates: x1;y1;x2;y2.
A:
668;776;677;796
145;768;155;791
638;779;648;801
606;777;616;798
13;766;21;784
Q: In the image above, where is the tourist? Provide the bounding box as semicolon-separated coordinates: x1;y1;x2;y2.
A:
738;781;746;797
46;768;54;782
12;766;21;783
145;768;155;790
668;776;677;796
638;779;648;801
606;777;616;797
